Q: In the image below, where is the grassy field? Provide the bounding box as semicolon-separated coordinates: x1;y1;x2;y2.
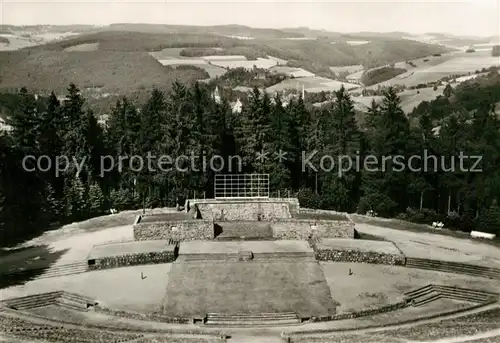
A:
162;261;337;317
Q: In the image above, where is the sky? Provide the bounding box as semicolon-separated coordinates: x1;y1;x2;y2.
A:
0;0;499;37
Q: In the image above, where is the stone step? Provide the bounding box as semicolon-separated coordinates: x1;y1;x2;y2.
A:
406;262;500;275
406;285;496;306
406;265;500;279
405;261;500;279
228;336;283;343
55;293;96;310
38;266;88;279
404;285;434;298
4;294;62;310
215;237;274;241
412;293;442;307
438;292;492;302
2;262;88;279
407;258;500;270
205;318;300;327
208;314;298;320
432;285;498;297
55;300;88;312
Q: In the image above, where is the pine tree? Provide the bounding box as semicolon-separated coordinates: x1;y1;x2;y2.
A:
88;182;105;216
361;87;410;216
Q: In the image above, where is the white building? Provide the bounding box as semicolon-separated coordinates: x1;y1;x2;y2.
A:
232;98;242;113
213;86;221;104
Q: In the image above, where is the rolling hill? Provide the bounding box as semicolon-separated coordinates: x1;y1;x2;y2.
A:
0;49;208;97
0;25;469;108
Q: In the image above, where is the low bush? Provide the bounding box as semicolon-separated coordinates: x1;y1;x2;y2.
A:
397;207;440;224
297;188;321;209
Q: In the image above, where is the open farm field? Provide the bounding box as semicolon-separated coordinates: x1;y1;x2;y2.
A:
210;57;277;70
351;86;445;113
373;51;500;87
267;76;360;93
329;64;363;75
0;34;39;51
270;66;314;77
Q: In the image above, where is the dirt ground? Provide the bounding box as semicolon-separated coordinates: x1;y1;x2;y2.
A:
320;262;499;313
354;222;500;268
0;264;172;313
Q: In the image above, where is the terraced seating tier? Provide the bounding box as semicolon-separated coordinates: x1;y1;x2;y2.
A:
2;292;63;310
8;327;143;343
406;258;500;279
404;284;498;306
2;291;98;311
1;261;88;280
205;312;301;327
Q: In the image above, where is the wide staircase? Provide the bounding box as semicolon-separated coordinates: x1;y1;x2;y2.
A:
215;222;273;241
404;284;498;307
2;291;98;311
406;257;500;280
227;334;284;343
2;291;63;310
205;312;301;327
2;261;88;281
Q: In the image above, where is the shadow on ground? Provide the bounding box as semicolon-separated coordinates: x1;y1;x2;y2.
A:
0;245;69;289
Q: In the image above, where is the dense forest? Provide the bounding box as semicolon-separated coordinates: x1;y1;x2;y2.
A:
1;71;500;246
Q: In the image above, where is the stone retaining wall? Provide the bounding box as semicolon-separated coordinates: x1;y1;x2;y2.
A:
94;306;191;324
88;251;176;270
133;220;214;241
315;249;406;265
271;219;355;240
192;200;293;221
309;300;410;322
283;300;495;337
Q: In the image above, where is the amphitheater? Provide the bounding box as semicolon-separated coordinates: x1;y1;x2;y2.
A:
1;194;500;342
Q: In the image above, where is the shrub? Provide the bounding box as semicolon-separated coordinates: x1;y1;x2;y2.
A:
357;194;397;216
443;210;461;229
475;202;500;235
403;207;439;224
297;187;321;209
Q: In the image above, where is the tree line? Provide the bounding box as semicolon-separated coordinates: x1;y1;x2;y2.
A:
1;72;500;246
